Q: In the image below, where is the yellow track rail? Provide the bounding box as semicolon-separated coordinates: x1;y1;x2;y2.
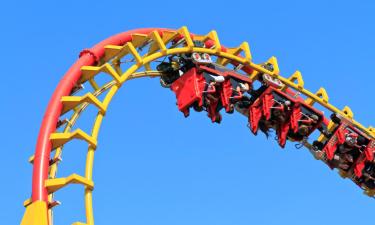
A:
22;26;374;225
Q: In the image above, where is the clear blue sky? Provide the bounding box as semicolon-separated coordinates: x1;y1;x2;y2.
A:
1;1;375;224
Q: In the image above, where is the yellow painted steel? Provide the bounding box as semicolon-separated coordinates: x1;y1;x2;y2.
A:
20;201;49;225
342;106;354;119
288;71;304;90
205;30;222;53
50;129;97;150
178;26;194;50
305;87;329;105
103;45;123;62
24;80;117;225
161;30;179;45
217;41;252;66
45;174;94;193
52;82;116;225
23;26;374;225
124;42;143;65
80;63;122;85
369;126;375;136
61;93;106;115
266;56;280;75
130;33;149;48
148;31;167;55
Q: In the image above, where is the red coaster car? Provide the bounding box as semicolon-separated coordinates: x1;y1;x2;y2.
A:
344;133;375;195
313;114;372;173
287;103;324;142
170;66;222;122
247;85;324;148
169;53;252;123
355;160;375;195
248;87;294;146
197;64;253;113
355;140;375;177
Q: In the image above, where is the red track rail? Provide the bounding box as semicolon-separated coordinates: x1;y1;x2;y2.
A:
31;28;172;202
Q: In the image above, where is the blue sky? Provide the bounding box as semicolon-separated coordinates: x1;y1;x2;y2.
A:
1;0;375;224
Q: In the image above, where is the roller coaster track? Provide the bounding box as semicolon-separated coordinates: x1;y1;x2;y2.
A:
21;27;375;225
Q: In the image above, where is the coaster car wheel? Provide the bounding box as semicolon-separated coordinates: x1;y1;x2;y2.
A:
313;141;324;151
331;113;342;124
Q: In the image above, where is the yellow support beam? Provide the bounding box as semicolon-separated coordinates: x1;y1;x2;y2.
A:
369;126;375;136
341;106;354;120
61;93;106;115
101;63;122;84
194;30;222;52
50;129;97;150
105;42;144;65
72;222;87;225
88;79;100;91
205;30;222;53
288;70;304;90
131;33;149;48
266;56;280;75
148;30;167;55
239;42;252;63
218;41;252;66
80;63;121;84
178;26;194;50
161;30;179;45
45;174;94;194
104;33;150;60
305;87;329;106
125;42;143;65
80;66;99;83
20;201;49;225
112;59;123;75
144;63;152;71
103;45;122;61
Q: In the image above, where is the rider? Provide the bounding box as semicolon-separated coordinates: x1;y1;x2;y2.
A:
272;100;292;124
360;163;375;189
297;114;319;136
258;118;274;138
